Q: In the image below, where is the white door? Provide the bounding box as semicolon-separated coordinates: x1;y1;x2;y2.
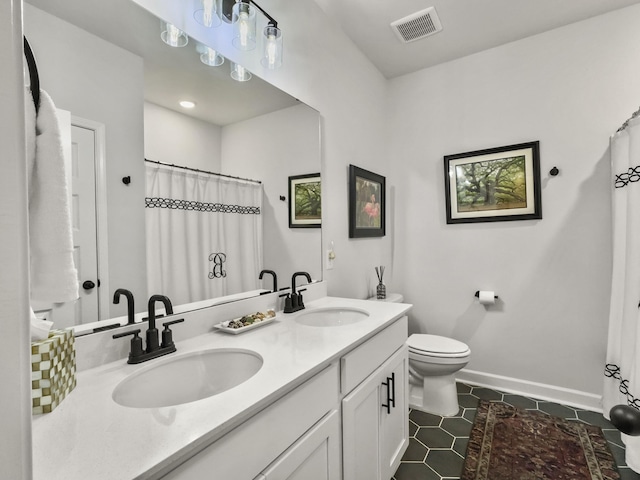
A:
32;119;103;328
70;124;100;323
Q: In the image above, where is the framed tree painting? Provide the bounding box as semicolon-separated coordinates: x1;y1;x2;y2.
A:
349;165;385;238
288;173;321;228
444;141;542;224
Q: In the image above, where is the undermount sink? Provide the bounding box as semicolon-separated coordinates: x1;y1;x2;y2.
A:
295;307;369;327
112;348;263;408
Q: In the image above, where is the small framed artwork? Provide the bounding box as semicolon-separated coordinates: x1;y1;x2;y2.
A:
349;165;385;238
444;141;542;224
288;173;321;228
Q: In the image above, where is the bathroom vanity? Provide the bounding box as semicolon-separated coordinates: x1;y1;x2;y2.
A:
32;293;411;480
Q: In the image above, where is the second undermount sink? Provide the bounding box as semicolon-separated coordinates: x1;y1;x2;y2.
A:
295;307;370;327
112;348;263;408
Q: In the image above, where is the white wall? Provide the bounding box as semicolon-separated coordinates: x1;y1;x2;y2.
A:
24;5;148;319
388;5;640;399
144;102;222;171
0;1;33;477
222;103;322;285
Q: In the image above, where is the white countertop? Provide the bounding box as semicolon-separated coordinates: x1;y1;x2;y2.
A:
32;297;411;480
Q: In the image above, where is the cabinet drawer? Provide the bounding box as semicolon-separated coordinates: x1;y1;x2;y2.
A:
340;316;407;394
162;363;339;480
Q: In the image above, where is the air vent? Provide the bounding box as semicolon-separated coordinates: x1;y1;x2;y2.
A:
391;7;442;43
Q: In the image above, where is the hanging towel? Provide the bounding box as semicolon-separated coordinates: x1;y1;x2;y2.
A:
25;88;79;303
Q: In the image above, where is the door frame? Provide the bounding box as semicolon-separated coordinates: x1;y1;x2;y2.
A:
71;115;110;320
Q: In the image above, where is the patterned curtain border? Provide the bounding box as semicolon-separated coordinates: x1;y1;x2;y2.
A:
614;166;640;189
605;364;640;410
145;197;260;215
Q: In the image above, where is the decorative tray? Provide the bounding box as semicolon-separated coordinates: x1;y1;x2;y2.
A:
214;310;277;335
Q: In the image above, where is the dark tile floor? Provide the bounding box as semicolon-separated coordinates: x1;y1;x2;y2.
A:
392;383;640;480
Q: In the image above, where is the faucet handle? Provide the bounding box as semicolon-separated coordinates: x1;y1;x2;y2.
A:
113;329;143;363
298;288;307;308
161;319;184;349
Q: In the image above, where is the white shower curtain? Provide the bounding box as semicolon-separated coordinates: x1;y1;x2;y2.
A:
604;112;640;473
145;163;263;307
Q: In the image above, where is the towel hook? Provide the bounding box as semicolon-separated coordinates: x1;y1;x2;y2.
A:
23;36;40;113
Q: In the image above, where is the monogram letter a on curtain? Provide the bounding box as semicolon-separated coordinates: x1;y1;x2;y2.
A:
604;112;640;473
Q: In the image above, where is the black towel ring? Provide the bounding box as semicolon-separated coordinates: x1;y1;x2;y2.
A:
23;36;40;114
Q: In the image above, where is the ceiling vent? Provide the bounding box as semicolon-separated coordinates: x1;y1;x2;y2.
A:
390;7;442;43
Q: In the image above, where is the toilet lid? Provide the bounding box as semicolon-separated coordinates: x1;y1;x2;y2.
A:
407;334;470;355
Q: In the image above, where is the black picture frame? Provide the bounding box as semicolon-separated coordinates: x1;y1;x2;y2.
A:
444;141;542;224
288;173;321;228
349;165;386;238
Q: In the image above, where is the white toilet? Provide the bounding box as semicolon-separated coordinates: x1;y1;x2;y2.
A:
370;293;471;416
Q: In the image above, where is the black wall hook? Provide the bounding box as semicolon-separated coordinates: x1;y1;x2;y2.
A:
549;167;559;176
279;195;286;201
122;176;131;185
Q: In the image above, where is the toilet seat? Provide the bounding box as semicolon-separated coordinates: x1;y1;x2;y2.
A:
407;334;470;358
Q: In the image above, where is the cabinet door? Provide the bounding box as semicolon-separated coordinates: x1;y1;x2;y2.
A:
261;410;341;480
380;346;409;480
342;371;382;480
342;345;409;480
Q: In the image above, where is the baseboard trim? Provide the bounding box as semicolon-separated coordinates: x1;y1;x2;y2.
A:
457;369;603;413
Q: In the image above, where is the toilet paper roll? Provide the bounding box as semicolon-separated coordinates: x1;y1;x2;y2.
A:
478;291;496;305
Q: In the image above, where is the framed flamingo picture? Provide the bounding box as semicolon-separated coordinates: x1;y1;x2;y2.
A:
349;164;386;238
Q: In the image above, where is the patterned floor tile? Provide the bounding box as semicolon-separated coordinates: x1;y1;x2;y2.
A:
392;382;640;480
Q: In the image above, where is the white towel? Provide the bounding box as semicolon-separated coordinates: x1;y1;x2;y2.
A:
26;89;79;303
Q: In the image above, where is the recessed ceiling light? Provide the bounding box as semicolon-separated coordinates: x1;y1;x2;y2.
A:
179;100;196;109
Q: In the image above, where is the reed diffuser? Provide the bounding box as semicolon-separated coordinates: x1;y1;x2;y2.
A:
375;266;386;300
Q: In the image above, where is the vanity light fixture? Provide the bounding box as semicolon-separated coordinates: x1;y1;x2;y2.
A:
232;1;257;51
160;21;188;47
230;61;252;82
194;0;221;28
230;0;283;69
196;43;225;67
262;24;282;69
179;100;196;109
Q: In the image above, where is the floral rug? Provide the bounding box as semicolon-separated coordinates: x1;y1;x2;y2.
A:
461;401;620;479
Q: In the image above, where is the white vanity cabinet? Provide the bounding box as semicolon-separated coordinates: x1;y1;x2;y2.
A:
160;315;409;480
161;364;340;480
341;317;409;480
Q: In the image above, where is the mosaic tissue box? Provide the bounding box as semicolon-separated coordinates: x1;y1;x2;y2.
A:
31;329;76;414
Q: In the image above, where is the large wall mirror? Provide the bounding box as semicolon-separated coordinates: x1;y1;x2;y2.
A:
24;0;322;334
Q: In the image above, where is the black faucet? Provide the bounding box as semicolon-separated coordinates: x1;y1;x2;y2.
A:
284;272;312;313
113;288;135;325
112;294;184;364
259;269;278;293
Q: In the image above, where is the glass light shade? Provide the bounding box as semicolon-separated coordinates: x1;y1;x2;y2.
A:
261;25;282;69
194;0;221;28
196;43;225;66
231;2;257;51
230;62;252;82
160;22;188;47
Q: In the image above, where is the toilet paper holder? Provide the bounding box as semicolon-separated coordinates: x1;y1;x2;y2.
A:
475;291;498;299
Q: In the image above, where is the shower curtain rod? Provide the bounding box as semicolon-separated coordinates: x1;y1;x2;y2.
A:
145;159;261;184
617;106;640;133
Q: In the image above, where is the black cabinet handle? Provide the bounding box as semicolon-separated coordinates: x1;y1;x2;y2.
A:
82;280;96;290
381;374;392;415
389;372;396;409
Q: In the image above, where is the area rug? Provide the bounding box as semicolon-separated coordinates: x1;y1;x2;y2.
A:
461;400;620;480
